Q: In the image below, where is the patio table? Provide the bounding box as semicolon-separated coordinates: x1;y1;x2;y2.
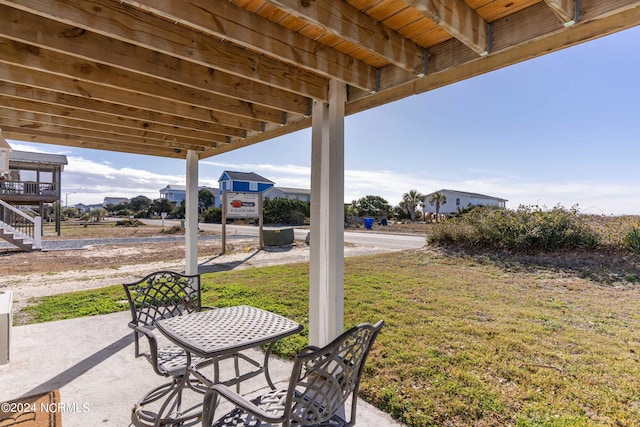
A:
131;305;302;427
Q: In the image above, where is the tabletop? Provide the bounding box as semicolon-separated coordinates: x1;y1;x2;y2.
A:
155;305;303;359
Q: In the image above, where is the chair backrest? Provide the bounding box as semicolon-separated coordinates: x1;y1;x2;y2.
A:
123;270;202;328
285;320;384;426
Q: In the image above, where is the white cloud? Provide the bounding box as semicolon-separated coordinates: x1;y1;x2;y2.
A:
61;156;187;205
8;142;638;214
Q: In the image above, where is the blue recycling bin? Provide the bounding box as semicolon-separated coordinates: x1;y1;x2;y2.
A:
364;217;374;230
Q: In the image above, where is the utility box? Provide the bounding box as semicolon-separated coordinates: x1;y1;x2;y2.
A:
0;290;12;365
262;228;294;246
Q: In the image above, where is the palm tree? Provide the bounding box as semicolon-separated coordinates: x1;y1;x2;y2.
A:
401;189;424;222
428;191;447;222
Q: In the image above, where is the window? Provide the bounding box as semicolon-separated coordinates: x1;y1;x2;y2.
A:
249;182;258;191
456;198;460;206
225;181;232;190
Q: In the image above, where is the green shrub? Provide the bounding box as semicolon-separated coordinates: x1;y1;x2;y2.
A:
624;227;640;254
115;218;145;227
429;205;600;252
263;198;309;225
202;207;222;223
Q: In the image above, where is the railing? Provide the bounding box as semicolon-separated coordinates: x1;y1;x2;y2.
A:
0;180;58;198
0;199;42;249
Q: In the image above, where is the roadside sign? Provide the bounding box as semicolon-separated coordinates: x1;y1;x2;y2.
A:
221;191;263;253
225;192;260;218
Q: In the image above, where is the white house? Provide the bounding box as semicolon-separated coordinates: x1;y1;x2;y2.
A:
160;184;186;205
160;185;219;207
103;197;129;207
263;186;311;202
423;189;507;215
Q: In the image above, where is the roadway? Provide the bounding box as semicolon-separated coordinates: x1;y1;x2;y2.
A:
141;219;426;250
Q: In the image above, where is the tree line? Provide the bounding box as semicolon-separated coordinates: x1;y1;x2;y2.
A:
63;189;442;225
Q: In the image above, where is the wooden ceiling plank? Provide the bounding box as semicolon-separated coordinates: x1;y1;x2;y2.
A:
120;0;377;92
475;0;539;22
0;62;262;135
0;81;239;140
119;0;377;91
1;94;228;144
263;0;426;75
1;127;188;158
0;5;312;116
407;0;490;56
0;116;211;151
0;37;287;126
0;106;217;149
0;0;332;99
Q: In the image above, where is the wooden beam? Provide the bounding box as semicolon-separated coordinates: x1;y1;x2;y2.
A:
0;107;216;150
0;0;340;96
1;127;186;158
116;0;376;91
0;5;312;116
544;0;577;25
0;117;208;152
200;116;313;159
1;94;228;144
0;37;286;126
0;81;233;140
0;62;261;134
408;0;489;56
263;0;426;75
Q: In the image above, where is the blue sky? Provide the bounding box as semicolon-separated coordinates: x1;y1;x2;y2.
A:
7;25;640;215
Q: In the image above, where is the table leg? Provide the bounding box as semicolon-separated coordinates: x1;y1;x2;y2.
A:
263;341;278;390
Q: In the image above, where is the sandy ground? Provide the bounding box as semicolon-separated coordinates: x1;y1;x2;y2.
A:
1;238;399;313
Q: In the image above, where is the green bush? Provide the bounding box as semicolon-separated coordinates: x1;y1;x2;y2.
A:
429;205;600;252
202;207;222;223
115;218;145;227
624;227;640;254
263;198;309;225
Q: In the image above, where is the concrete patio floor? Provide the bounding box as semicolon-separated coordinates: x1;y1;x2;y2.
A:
0;311;404;426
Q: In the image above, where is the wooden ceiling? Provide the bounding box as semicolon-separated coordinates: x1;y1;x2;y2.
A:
1;0;639;159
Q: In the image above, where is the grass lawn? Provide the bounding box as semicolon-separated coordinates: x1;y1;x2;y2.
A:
20;249;640;426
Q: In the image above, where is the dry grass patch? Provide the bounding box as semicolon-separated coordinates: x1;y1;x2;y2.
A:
354;249;640;426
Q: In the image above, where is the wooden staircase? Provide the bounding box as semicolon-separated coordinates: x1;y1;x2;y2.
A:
0;226;35;251
0;199;41;252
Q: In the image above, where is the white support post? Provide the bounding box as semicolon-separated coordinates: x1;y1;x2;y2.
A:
185;150;199;275
309;80;346;347
0;290;12;365
33;216;42;250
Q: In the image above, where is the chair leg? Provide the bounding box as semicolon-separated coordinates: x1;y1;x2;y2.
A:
134;331;141;357
201;389;219;427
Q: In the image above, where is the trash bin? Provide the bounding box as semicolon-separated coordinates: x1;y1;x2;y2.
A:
364;217;374;230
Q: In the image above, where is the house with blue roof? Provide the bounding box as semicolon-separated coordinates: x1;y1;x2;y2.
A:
218;171;274;194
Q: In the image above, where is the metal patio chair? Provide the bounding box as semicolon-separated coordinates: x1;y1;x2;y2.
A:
123;270;223;425
201;320;384;427
123;271;208;378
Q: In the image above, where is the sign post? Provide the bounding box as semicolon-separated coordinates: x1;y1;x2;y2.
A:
221;191;263;254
